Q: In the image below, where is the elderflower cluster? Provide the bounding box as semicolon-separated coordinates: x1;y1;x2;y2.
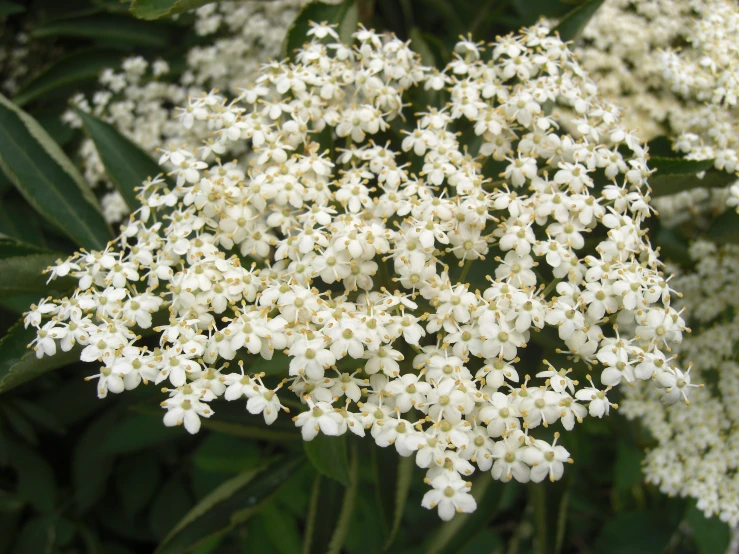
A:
577;0;739;224
25;23;689;521
66;0;321;223
621;241;739;525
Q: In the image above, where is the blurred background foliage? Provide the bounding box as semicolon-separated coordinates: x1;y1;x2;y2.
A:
0;0;732;553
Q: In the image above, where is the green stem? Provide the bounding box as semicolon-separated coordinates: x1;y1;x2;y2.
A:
458;258;474;284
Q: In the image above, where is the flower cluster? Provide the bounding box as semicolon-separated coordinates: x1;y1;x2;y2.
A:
578;1;739;526
66;0;320;223
621;241;739;526
577;0;739;224
26;23;688;520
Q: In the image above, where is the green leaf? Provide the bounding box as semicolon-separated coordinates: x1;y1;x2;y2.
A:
0;320;80;395
707;209;739;244
156;456;305;554
647;156;735;197
0;1;24;15
192;434;261;474
104;413;182;454
30;14;173;47
383;454;414;549
594;510;676;554
649;168;736;197
0;236;69;298
326;442;359;554
14;50;123;107
649;157;716;176
301;474;345;554
8;441;57;512
130;0;215;20
530;480;571;554
204;417;301;441
613;442;644;492
12;398;66;435
304;434;351;486
115;453;161;519
686;502;731;554
149;476;194;540
409;28;436;67
1;404;38;444
73;409;120;512
0;94;111;250
12;515;58;554
283;0;358;59
77;109;162;209
254;501;302;554
553;0;606;42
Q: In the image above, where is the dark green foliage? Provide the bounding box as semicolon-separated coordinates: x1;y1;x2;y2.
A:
0;1;734;553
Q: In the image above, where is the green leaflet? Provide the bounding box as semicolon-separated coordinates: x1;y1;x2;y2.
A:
707;209;739;244
649;157;716;176
301;446;359;554
303;434;351;486
156;456;305;554
553;0;606;42
0;94;112;250
0;236;70;298
77;110;163;209
283;0;358;59
648;157;736;197
686;502;731;554
0;320;81;395
130;0;215;20
14;50;124;107
30;14;173;47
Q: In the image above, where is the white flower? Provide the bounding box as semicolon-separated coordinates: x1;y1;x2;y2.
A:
294;401;344;440
421;472;476;521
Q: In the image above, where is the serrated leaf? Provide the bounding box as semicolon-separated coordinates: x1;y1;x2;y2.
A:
0;320;80;395
156;456;305;554
130;0;214;20
304;434;351;486
0;236;69;298
30;14;173;47
14;50;123;107
649;168;736;197
0;94;111;250
77;110;163;209
553;0;606;42
283;0;358;59
649;157;716;176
